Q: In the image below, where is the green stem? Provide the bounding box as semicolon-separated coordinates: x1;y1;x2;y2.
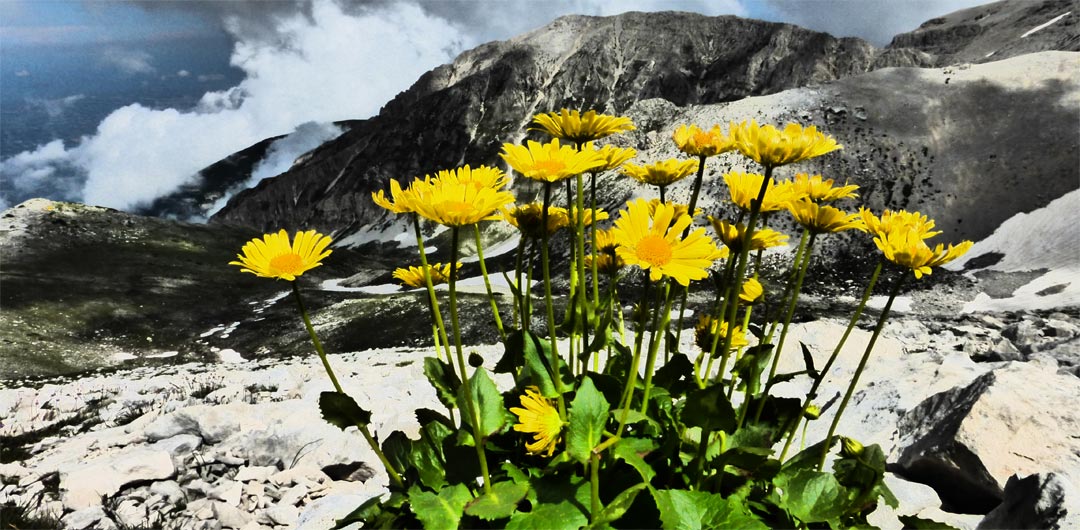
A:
764;229;809;344
755;232;816;422
640;280;674;413
291;282;403;487
576;171;590;372
473;224;505;340
448;226;492;492
694;427;712;489
540;182;568;419
780;261;883;461
705;257;738;385
818;271;905;471
414;216;454;370
512;237;526;329
615;279;652;437
590;453;601;522
590;171;600;306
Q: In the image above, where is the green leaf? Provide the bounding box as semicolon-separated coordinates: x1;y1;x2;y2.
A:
732;344;773;395
613;437;657;483
588;483;646;528
409;484;472;530
608;409;658;431
800;342;819;380
424;357;460;410
652;352;694;397
413;411;454;490
566;376;610;464
781;437;838;474
332;493;384;529
501;461;531;485
898;515;962;529
681;382;737;434
465;481;530;521
458;367;508;440
769;371;807;386
517;330;563;397
506;501;589;530
319;391;371;430
603;341;632;380
651;488;769;530
774;469;849;525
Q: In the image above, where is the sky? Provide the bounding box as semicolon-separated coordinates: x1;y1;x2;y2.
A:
0;0;993;214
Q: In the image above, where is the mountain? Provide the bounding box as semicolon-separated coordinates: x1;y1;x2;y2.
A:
887;0;1079;65
209;11;903;235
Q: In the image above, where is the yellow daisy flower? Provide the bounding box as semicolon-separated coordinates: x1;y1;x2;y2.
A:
708;217;789;252
371;177;420;214
611;199;722;286
731;120;842;168
500;139;607;183
229;229;333;281
392;262;459;288
859;208;942;240
530;109;635;143
408;168;516;227
792;173;859;202
873;226;973;279
694;316;749;352
622;159;700;187
787;199;865;233
672;124;736;158
435;164;509;191
588;143;638;172
739;277;764;304
585;228;625;276
510;387;564;456
723;172;803;213
502;203;571;239
569;207;608;227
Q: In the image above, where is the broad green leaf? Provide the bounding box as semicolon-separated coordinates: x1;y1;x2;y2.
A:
609;409;658;431
505;501;589;530
653;353;694;397
424;357;460;410
651;488;768;530
319;391;371;430
413;411;454;490
588;483;646;528
603;341;632;380
381;431;412;483
897;515;961;529
774;469;849;525
464;481;530;521
781;437;837;474
769;371;808;386
331;493;384;529
566;377;611;464
409;484;471;530
613;437;657;482
681;382;737;434
501;461;531;485
732;344;773;395
458;367;509;440
519;331;563;397
800;342;820;380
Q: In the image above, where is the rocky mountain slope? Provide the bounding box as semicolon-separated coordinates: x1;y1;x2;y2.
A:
888;0;1079;65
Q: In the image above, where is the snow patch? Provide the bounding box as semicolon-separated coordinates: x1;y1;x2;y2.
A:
216;349;246;363
461;234;520;263
1020;11;1070;38
321;278;402;294
867;296;913;313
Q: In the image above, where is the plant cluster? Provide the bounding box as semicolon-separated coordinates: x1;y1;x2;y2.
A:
230;109;972;529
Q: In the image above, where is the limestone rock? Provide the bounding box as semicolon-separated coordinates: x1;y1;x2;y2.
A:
60;506;108;530
213;500;253;529
60;447;175;509
976;472;1078;529
891;362;1080;513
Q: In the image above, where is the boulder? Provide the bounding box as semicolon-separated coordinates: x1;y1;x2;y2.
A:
891;362;1080;514
977;473;1078;529
60;506;109;530
60;447;175;509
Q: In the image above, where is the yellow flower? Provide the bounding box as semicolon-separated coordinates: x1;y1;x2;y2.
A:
588;143;638;172
500;139;607;183
708;217;789;252
502;203;570;238
731;120;842;168
569;207;608;228
530;109;635;143
694;316;749;352
787;199;865;233
435;164;509;191
860;208;942;240
510;387;564;456
739;278;764;304
723;172;803;213
392;262;459;288
612;199;722;286
622;159;700;187
371;178;420;214
229;229;332;281
672;124;736;158
586;228;625;275
408;168;515;227
792;173;859;202
873;226;973;279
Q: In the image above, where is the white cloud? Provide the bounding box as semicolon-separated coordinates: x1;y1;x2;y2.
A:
1;0;470;212
101;47;156;75
27;94;85;118
177;69;190;77
0;140;84;202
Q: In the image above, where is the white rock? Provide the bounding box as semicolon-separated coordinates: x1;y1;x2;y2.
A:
60;447;175;510
211;480;243;506
268;466;327;487
60;506;107;530
277;483;309;506
111;498;147;529
235;465;277;483
151;433;202;458
296;492;385;530
149;480;185;504
263;504;300;526
213;500;253;529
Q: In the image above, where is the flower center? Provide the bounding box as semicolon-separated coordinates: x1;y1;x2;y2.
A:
636;234;673;267
533;159;567;175
270;253;304;275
